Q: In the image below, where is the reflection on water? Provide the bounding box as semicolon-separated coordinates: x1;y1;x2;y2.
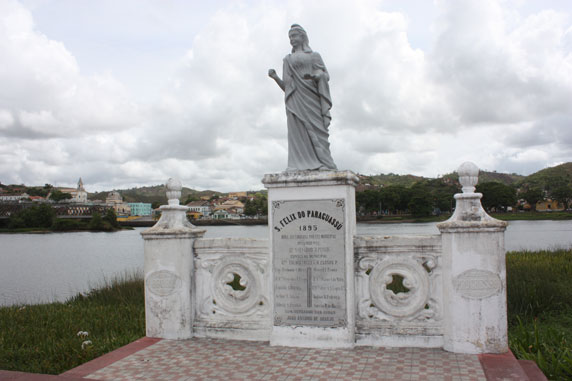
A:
1;220;571;306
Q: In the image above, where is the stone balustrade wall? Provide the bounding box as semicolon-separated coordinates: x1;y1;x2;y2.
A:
186;234;446;347
143;163;508;353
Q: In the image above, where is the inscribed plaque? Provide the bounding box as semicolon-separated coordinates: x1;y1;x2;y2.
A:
146;270;181;296
272;199;346;327
454;269;502;299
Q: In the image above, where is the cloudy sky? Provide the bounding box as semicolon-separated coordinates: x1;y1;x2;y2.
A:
1;0;571;192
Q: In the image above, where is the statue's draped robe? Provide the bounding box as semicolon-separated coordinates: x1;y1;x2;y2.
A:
283;51;337;171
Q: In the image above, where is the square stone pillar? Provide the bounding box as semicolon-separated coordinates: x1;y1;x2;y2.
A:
141;179;205;339
437;163;508;354
263;170;358;348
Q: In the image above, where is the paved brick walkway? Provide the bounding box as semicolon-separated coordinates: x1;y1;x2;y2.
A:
82;338;487;381
2;337;541;380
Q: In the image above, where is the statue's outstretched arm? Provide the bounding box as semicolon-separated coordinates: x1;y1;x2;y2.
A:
268;69;285;92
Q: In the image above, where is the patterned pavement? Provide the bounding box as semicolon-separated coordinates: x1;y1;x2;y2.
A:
85;338;487;381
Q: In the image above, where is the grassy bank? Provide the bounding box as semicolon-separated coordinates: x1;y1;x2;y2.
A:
506;249;572;380
493;211;572;221
0;273;145;375
1;250;570;378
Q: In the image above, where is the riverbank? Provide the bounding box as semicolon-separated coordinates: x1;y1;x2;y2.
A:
1;249;570;378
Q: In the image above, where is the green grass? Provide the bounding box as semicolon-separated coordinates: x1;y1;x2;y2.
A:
0;272;145;375
507;249;572;380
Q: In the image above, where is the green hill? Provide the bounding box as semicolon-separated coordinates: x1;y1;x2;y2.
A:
442;170;524;186
89;186;221;204
358;173;426;187
516;162;572;190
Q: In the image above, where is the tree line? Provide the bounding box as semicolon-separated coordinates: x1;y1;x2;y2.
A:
357;177;571;217
356;179;459;217
6;204;120;231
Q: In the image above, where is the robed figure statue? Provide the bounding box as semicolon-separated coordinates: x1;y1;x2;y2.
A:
269;24;337;171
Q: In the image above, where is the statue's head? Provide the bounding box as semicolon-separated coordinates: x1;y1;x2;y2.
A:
289;24;312;53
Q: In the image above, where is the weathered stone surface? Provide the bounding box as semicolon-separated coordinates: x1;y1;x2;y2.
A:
264;170;357;348
272;199;347;328
140;164;509;354
141;178;205;340
354;235;443;348
438;162;508;354
193;237;271;341
262;170;359;188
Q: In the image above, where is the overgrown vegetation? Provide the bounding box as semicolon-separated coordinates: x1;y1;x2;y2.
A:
0;273;145;375
7;204;55;229
507;249;572;380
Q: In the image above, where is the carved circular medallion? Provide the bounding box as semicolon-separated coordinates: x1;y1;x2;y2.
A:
146;270;181;296
454;269;502;299
212;257;261;314
369;258;430;317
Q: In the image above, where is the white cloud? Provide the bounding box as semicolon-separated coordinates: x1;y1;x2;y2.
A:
431;1;572;125
0;0;140;139
1;0;571;191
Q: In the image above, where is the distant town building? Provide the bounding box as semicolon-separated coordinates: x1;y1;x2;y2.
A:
212;208;241;219
186;200;212;217
0;193;29;202
128;202;152;216
536;199;565;212
106;191;131;215
228;192;247;199
212;199;244;219
55;178;88;203
218;199;244;210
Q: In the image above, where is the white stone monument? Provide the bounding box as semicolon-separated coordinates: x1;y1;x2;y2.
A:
263;170;358;348
437;162;508;353
141;178;205;339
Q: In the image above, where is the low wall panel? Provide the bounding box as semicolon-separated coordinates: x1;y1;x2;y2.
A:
193;237;271;341
354;235;443;347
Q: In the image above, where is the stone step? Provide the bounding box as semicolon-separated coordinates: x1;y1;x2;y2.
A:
518;359;548;381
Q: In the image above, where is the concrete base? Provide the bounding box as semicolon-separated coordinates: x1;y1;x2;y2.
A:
356;334;444;348
271;326;354;349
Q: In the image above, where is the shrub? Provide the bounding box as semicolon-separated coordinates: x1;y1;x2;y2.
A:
8;204;55;229
51;219;86;231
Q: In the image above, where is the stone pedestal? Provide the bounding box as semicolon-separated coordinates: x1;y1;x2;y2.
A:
437;163;508;354
263;170;358;348
141;179;205;339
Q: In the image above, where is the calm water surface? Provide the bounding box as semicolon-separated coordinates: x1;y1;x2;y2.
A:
1;220;571;306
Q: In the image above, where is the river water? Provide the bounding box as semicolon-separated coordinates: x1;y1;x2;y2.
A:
1;220;571;306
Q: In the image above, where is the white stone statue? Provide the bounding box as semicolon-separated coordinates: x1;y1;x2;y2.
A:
268;24;337;172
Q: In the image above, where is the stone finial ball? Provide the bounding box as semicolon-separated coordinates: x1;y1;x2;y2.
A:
165;178;182;206
166;178;182;192
458;162;479;193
